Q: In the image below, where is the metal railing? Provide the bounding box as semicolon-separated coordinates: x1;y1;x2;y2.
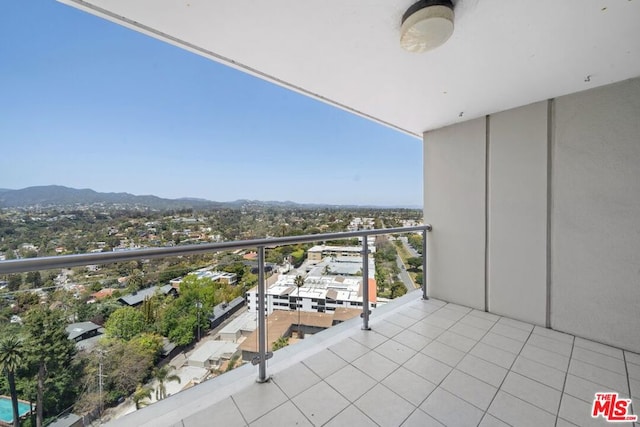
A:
0;225;431;382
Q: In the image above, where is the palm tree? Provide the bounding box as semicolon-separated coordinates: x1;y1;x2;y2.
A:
153;365;181;401
294;275;305;337
132;384;153;410
0;335;25;427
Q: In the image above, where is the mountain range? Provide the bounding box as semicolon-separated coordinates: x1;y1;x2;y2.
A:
0;185;412;210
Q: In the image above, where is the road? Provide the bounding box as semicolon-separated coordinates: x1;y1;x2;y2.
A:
395;255;415;291
399;236;420;258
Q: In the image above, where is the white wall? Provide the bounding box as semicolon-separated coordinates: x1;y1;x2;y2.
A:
552;78;640;351
423;77;640;352
487;102;548;325
424;118;486;310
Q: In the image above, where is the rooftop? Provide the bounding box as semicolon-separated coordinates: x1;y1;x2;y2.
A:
106;290;640;427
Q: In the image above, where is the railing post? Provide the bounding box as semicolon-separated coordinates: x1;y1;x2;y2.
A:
256;245;268;382
422;228;428;300
361;235;371;330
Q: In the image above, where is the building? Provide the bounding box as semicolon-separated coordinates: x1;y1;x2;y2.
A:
66;321;102;342
218;312;256;343
306;245;374;262
208;296;245;329
187;341;240;369
117;284;176;307
238;310;336;362
246;273;377;315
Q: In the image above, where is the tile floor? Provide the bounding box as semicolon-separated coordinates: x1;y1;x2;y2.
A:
157;296;640;426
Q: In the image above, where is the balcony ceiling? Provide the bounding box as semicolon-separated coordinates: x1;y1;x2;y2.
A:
60;0;640;136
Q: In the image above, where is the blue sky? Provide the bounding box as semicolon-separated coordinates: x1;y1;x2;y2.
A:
0;2;422;207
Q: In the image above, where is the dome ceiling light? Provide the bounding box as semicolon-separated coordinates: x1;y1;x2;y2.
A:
400;0;455;53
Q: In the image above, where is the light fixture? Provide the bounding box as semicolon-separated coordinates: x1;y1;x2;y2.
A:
400;0;454;53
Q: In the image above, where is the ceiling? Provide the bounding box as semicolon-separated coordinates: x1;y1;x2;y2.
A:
59;0;640;137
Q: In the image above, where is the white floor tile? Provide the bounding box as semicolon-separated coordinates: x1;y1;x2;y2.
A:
372;320;405;338
328;338;371;363
382;366;437;406
401;409;444;427
469;342;517;369
302;349;348;378
386;313;419;328
374;338;417;365
291;381;349;426
532;326;574;344
403;352;452;385
434;307;467;321
497;317;534;332
408;319;446;339
564;373;630;404
449;322;488;341
478;414;511;427
457;353;508;387
440;369;497;410
501;371;561;414
481;331;525;354
349;330;388;349
574;337;624;360
511;355;567;391
625;351;640;366
420;387;484;427
325;364;377;402
490;322;531;342
528;334;573;357
488;390;555;427
392;329;431;352
352;349;400;381
355;383;416;427
323;405;377;427
272;362;321;398
569;358;628;391
249;401;311;427
183;396;247;427
436;330;478;352
422;340;466;367
572;346;627;375
423;315;457;330
520;343;570;371
468;309;500;322
231;381;288;424
459;314;496;331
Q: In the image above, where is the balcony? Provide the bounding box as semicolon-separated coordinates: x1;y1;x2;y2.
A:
2;226;638;427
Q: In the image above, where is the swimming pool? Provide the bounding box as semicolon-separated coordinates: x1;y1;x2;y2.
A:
0;396;31;425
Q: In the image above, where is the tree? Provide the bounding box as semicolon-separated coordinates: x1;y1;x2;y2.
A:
152;365;180;401
272;336;289;351
406;257;423;271
0;334;24;427
23;307;77;427
105;306;146;341
132;384;153;410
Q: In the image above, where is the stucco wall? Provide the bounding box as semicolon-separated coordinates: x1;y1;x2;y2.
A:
424;118;486;310
552;78;640;351
424;77;640;352
487;102;548;325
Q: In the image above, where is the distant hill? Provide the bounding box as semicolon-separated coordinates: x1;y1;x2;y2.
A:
0;185;418;210
0;185;222;210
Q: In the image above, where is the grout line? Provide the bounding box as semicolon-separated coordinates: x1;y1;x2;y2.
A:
477;325;535;426
229;395;250;426
484;114;491;313
546;98;554;329
554;334;575;426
